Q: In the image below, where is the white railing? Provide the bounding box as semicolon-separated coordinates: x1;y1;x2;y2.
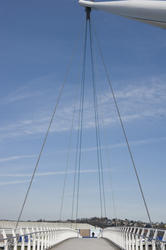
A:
0;227;78;250
102;226;166;250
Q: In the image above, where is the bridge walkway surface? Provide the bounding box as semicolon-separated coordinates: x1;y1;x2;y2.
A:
52;238;120;250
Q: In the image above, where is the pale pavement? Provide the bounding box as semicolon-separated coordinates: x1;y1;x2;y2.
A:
52;238;120;250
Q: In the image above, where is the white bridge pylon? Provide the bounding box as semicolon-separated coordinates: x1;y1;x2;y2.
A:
79;0;166;28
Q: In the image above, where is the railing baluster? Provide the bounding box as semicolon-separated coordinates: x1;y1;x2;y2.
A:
2;229;8;250
135;228;140;250
129;228;132;250
36;227;40;250
31;228;36;250
40;228;44;250
145;229;150;250
20;228;25;250
26;228;31;250
152;229;158;250
161;231;166;250
12;229;17;250
140;228;144;250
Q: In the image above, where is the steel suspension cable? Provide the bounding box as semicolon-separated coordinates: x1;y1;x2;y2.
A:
71;116;80;223
98;127;107;218
74;18;88;225
71;90;84;224
89;18;107;218
93;22;152;225
98;93;117;222
105;146;118;224
15;39;80;230
59;102;77;222
71;100;83;225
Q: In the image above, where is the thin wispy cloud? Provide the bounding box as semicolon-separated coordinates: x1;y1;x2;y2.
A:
81;136;166;153
2;86;43;105
0;77;166;141
0;154;35;163
0;74;53;105
0;168;111;178
0;180;29;186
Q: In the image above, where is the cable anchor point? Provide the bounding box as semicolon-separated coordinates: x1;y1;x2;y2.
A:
85;7;91;20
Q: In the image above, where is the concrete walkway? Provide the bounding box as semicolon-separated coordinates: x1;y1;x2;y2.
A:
52;238;120;250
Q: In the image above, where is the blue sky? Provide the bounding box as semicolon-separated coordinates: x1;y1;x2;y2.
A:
0;0;166;223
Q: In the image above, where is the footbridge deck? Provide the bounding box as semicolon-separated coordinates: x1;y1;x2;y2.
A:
52;238;120;250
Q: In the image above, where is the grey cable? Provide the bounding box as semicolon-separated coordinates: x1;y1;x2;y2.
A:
89;19;107;218
15;41;78;230
59;103;77;221
71;98;83;224
71;112;80;223
75;19;88;225
98;92;117;222
71;18;88;228
93;23;152;225
71;91;84;225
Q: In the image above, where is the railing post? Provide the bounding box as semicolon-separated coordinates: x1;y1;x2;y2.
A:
55;229;58;244
52;229;55;246
123;227;126;249
135;228;140;250
40;227;44;250
140;228;145;250
49;229;52;247
26;228;31;250
152;229;158;250
47;227;50;248
2;229;8;250
161;231;166;250
43;227;46;249
51;229;54;245
57;229;60;244
121;228;125;249
45;227;49;249
12;229;17;250
51;228;54;246
20;228;25;250
145;229;150;250
36;227;40;250
132;228;136;250
32;228;36;250
128;228;132;250
47;227;50;249
126;227;130;250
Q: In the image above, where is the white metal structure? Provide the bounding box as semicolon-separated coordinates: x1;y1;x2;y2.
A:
79;0;166;28
0;227;78;250
102;227;166;249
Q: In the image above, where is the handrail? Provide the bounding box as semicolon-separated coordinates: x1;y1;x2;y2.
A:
2;228;77;241
0;227;78;250
102;226;166;250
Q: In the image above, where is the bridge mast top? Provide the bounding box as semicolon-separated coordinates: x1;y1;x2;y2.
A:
79;0;166;29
